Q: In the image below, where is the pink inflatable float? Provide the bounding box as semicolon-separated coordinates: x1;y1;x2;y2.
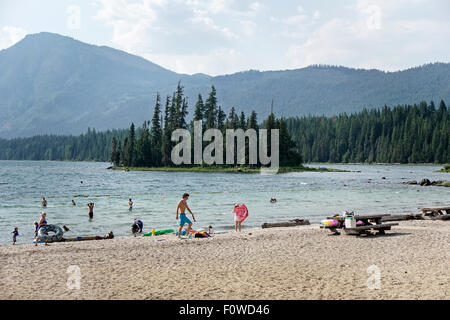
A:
234;204;249;222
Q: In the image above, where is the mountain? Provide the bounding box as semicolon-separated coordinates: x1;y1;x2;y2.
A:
0;32;449;138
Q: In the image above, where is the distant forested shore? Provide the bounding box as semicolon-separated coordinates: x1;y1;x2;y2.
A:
0;98;448;165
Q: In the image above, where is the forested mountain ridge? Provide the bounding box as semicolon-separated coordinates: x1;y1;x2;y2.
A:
0;32;449;138
287;100;449;164
0;99;447;165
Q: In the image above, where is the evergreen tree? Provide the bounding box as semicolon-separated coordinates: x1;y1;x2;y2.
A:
162;96;173;166
110;137;117;164
205;86;218;129
150;93;163;166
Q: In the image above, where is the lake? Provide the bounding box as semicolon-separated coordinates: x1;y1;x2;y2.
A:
0;160;448;245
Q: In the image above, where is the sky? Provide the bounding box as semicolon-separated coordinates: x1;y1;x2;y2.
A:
0;0;449;75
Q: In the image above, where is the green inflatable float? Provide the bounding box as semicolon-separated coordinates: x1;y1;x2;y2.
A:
143;229;174;236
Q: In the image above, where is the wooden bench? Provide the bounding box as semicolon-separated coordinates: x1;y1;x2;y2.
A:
344;222;399;235
419;206;450;216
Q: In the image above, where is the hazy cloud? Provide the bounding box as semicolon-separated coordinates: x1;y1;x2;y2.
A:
2;0;447;75
0;26;27;50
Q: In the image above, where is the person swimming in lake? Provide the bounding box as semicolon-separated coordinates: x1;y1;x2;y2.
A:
35;212;48;246
87;202;94;219
71;199;76;206
12;227;19;245
270;198;277;203
128;198;133;211
176;193;196;239
42;197;47;207
131;218;143;236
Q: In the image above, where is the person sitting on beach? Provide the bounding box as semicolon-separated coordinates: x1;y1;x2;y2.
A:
208;225;214;236
42;197;47;207
87;202;94;219
71;199;76;206
131;219;143;236
176;193;196;239
128;198;133;211
35;212;48;246
12;227;19;245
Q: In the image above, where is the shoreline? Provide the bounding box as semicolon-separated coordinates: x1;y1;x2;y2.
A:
2;220;449;300
109;165;347;173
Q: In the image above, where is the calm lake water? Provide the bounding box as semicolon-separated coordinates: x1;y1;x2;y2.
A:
0;160;449;245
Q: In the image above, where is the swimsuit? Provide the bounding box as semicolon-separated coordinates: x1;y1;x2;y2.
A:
179;213;191;226
38;219;47;230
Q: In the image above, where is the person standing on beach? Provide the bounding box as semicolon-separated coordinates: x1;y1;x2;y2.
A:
87;202;94;219
35;212;48;246
12;227;19;244
33;221;39;238
232;204;248;232
42;197;47;207
176;193;196;239
233;204;242;232
128;198;133;211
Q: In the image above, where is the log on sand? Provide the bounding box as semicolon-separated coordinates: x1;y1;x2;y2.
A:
261;219;310;229
62;231;114;242
381;214;424;222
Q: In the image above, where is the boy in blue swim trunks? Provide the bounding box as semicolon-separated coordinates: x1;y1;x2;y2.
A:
176;193;196;239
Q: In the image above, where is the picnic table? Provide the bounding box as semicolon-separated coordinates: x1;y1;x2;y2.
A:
419;206;450;219
321;214;398;236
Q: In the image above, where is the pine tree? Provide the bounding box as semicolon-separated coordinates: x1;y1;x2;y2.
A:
111;137;117;165
193;94;204;122
217;106;226;132
150;93;163;166
205;86;218;129
248;111;258;129
162;96;172;166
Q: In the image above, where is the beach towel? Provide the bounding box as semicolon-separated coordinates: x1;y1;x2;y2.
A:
234;204;249;222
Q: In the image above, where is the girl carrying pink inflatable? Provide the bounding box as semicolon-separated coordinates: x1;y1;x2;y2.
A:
233;203;248;232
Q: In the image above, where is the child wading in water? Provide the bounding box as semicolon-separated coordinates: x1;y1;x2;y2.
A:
128;199;133;211
176;193;196;239
87;202;94;219
12;227;19;244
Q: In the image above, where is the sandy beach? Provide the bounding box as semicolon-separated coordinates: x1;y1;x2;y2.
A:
1;220;449;300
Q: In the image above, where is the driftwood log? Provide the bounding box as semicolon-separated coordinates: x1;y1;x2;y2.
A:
261;219;310;229
381;213;424;222
62;231;114;242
